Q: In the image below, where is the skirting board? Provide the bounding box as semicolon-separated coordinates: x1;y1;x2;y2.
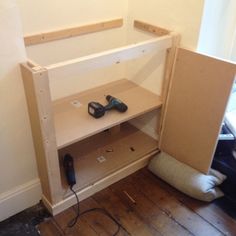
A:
0;179;42;222
43;150;159;216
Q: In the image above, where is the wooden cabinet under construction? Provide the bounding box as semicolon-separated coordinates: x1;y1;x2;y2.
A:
20;18;236;215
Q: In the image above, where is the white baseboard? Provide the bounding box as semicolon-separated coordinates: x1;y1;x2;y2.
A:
0;178;42;222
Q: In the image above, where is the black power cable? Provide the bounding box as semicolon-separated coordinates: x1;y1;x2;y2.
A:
67;186;80;228
63;154;130;235
68;186;130;236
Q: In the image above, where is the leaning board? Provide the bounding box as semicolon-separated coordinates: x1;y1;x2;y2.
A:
159;48;236;174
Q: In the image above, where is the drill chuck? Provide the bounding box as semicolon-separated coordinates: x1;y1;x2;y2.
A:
105;95;128;112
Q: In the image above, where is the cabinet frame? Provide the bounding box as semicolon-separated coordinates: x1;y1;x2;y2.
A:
21;19;177;215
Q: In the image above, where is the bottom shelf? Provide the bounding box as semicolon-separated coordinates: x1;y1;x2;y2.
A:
58;122;158;197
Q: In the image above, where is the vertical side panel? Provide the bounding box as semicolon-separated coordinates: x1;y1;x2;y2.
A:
158;33;181;136
20;64;62;204
159;48;236;174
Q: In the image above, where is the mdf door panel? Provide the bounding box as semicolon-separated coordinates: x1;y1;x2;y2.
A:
159;48;236;174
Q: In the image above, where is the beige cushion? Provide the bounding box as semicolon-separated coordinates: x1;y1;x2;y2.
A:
148;152;226;202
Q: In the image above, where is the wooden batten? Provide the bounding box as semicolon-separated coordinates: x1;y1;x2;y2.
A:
24;18;123;46
46;36;172;80
161;33;181;100
158;32;181;137
134;20;170;36
20;63;62;203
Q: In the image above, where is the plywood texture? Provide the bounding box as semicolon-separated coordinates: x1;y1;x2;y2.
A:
53;79;162;148
59;123;158;194
160;48;236;173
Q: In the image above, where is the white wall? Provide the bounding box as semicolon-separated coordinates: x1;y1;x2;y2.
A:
0;0;41;221
17;0;129;65
17;0;129;100
0;0;129;221
0;0;206;221
126;0;205;138
128;0;205;49
198;0;236;59
17;0;128;34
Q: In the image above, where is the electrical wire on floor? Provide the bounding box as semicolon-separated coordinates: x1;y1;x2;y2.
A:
68;186;131;236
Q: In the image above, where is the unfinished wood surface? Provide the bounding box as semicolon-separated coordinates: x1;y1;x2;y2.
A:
52;150;158;215
59;123;158;195
41;168;236;236
53;79;162;148
24;19;123;46
160;33;181;101
46;35;172;80
26;59;39;68
158;32;180;137
20;63;62;204
134;20;170;36
159;48;236;174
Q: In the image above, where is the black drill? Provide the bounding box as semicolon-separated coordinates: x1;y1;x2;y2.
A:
88;95;128;118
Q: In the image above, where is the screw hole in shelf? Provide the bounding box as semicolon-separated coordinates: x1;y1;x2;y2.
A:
130;147;135;152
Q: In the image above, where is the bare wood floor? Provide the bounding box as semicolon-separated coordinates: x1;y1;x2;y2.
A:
39;168;236;236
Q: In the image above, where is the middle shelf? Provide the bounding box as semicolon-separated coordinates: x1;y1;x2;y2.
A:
53;79;162;148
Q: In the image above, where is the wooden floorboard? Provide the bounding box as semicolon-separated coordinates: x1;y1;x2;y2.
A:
76;197;127;236
137;170;224;236
53;207;98;236
39;168;236;236
142;169;236;236
109;175;193;236
93;187;161;236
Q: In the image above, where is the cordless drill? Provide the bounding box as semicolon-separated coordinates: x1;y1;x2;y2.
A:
88;95;128;118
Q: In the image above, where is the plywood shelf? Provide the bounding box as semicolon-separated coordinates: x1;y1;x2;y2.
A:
58;123;159;196
53;79;162;149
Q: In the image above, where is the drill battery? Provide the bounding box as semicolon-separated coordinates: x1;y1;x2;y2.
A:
88;101;105;118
